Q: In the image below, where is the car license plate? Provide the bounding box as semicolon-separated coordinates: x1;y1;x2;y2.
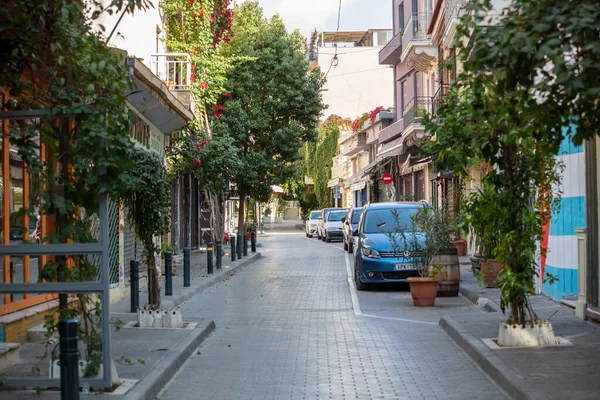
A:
395;263;414;271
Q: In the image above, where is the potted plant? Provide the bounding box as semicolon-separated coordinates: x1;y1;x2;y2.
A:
389;207;452;306
465;186;501;287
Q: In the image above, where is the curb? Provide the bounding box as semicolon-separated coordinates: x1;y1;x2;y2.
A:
161;252;262;310
439;316;547;400
124;320;216;400
459;284;501;312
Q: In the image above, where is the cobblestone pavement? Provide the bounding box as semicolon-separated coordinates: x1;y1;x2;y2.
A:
159;224;506;399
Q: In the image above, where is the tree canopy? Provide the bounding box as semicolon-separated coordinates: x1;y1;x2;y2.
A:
214;1;324;231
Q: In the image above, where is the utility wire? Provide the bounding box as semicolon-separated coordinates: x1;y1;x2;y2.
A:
324;0;343;79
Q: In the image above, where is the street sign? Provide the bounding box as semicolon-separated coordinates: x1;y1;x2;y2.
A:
382;172;393;185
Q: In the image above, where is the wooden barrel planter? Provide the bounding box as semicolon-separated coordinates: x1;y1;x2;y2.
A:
432;248;460;297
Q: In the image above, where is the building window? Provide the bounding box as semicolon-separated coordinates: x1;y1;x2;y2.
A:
398;3;405;31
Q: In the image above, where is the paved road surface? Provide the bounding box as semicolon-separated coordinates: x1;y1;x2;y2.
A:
159;223;505;399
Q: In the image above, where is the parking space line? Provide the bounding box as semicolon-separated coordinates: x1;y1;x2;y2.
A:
344;250;439;326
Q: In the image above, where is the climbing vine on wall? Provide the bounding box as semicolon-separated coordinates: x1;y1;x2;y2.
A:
161;0;236;110
303;115;342;208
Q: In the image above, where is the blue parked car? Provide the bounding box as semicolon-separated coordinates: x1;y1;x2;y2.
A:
353;202;428;290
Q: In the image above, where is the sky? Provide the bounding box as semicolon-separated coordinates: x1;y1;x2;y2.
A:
238;0;393;39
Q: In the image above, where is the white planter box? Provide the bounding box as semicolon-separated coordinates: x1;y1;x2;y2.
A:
497;320;558;347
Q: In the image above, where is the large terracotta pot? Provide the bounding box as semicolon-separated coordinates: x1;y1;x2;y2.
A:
481;259;502;288
451;239;467;256
407;277;439;307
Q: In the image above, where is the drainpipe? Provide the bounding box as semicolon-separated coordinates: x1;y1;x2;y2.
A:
585;138;598;309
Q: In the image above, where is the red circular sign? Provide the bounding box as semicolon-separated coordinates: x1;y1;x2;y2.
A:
382;172;393;185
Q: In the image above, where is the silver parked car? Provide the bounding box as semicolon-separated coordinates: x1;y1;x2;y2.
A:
317;207;345;240
322;209;349;242
305;210;321;238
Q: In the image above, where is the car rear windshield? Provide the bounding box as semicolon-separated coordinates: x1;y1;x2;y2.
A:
363;208;420;233
351;211;361;224
310;211;321;219
327;211;347;221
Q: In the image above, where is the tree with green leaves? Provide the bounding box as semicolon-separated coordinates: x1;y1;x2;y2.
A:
422;0;580;327
214;1;324;233
1;0;151;376
123;147;171;309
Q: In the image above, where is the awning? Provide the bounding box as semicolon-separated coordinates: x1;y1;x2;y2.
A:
351;181;366;191
327;178;342;188
378;136;404;159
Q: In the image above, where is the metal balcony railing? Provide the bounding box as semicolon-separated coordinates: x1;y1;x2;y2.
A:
403;96;434;127
150;53;192;90
402;12;432;50
444;0;467;28
432;84;450;115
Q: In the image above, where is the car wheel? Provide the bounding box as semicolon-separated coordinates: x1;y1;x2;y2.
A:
354;266;369;291
308;234;312;238
343;240;348;251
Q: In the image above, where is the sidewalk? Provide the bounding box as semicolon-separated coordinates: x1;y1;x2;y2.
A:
443;258;600;399
1;249;262;400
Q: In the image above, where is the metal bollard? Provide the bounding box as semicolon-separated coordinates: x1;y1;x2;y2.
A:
216;240;222;270
130;260;139;313
165;251;173;296
243;234;248;256
59;319;80;400
207;242;214;274
237;234;242;260
183;248;191;287
251;232;256;253
230;236;236;262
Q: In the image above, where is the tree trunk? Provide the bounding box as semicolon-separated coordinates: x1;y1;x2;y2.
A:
145;241;161;309
206;189;224;244
237;191;246;236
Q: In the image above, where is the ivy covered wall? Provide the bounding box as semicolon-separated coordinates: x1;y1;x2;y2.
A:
303;115;342;208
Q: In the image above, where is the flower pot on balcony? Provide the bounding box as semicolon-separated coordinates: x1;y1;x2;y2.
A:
407;277;439;307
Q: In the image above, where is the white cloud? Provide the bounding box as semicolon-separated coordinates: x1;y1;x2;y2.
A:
238;0;359;37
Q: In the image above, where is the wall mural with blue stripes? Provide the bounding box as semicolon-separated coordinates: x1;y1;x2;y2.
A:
542;131;585;300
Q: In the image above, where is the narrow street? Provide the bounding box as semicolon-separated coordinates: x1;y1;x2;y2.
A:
159;223;506;399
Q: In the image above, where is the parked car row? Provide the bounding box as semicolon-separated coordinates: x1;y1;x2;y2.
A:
305;201;429;290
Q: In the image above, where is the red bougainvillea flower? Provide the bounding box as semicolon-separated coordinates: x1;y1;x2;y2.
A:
223;92;232;99
190;74;196;82
199;81;208;90
191;65;197;71
201;139;208;147
188;0;194;4
200;11;204;17
210;16;215;22
214;104;225;119
193;159;201;166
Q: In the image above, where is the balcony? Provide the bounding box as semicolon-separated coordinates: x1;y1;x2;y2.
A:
343;132;367;157
402;96;433;146
151;53;192;91
431;84;450;116
400;12;438;72
378;118;405;143
442;0;467;47
378;31;402;65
